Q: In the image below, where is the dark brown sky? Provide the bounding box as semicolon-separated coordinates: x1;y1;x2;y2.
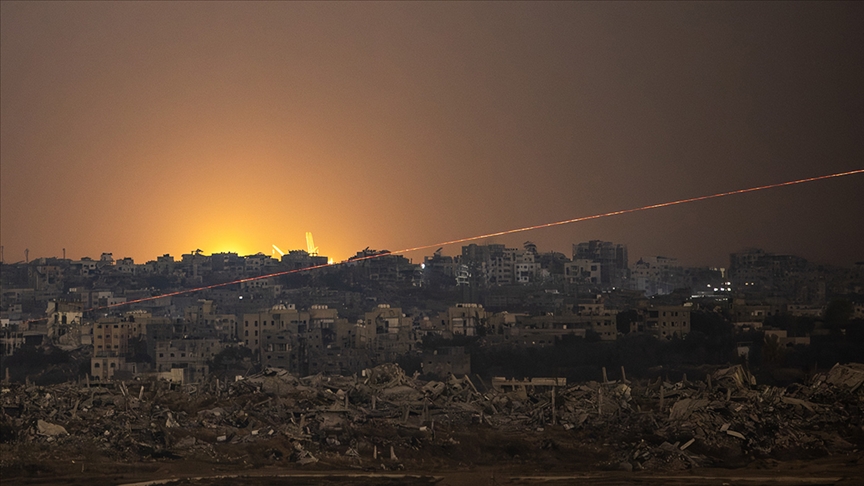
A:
2;2;862;266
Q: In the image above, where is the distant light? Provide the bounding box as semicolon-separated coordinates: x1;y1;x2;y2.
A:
421;263;426;269
713;288;718;292
239;296;243;300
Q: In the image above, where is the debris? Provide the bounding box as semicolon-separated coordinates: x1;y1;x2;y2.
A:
36;420;67;436
1;361;861;474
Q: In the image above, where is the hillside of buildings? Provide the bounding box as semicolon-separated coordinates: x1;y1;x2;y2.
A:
2;242;864;483
2;242;863;386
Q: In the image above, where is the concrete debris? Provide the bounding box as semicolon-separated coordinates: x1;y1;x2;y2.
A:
1;362;862;472
36;420;68;436
821;363;864;393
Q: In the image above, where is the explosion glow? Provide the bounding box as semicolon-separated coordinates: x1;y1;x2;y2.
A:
93;169;861;312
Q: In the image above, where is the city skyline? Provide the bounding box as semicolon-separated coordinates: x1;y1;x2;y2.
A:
2;2;863;267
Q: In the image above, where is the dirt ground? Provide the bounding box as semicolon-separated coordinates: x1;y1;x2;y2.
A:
2;427;862;486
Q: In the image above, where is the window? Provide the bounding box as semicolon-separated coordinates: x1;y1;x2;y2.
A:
94;363;100;368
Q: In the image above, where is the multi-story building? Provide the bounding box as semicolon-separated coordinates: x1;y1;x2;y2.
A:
442;303;487;336
461;244;538;286
347;249;417;283
115;257;136;274
47;300;83;338
183;300;237;340
729;248;809;296
422;249;461;287
641;305;691;339
572;240;628;288
93;317;129;357
630;256;685;296
242;304;304;353
154;338;223;382
90;356;130;381
565;259;602;285
282;249;328;270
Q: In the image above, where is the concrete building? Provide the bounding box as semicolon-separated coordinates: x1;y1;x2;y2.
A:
90;356;135;381
242;304;303;353
183;300;237;340
282;249;328;270
630;256;685;296
442;303;487;336
565;259;602;285
93;318;129;357
572;240;628;288
641;305;691;339
47;300;83;338
461;244;539;286
154;338;223;382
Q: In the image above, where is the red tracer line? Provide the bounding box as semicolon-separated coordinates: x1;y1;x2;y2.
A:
91;168;861;311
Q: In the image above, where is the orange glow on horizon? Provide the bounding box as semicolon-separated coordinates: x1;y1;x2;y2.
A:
90;168;863;311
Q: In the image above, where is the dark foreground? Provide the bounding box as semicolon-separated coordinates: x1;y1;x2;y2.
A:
2;363;863;485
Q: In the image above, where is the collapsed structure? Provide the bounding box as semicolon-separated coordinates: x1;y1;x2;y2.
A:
2;363;862;478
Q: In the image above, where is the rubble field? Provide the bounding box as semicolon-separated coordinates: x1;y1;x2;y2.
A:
1;363;862;485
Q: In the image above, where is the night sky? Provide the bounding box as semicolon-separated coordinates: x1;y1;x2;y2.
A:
2;2;862;267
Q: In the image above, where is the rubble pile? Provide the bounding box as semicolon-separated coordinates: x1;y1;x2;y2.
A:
575;364;864;471
1;363;861;475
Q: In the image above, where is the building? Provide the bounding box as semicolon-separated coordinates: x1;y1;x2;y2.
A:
46;300;83;338
729;248;809;296
90;356;135;381
442;303;487;336
565;259;602;285
572;240;628;288
154;338;223;382
630;256;685;296
348;249;417;283
184;300;237;340
93;318;129;357
641;305;691;339
461;244;539;286
242;304;304;353
282;249;328;270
